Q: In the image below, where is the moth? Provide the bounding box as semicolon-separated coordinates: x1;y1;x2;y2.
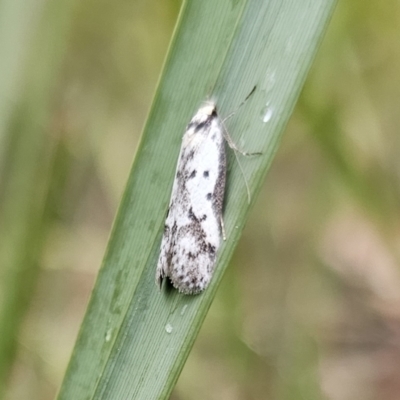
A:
156;92;258;295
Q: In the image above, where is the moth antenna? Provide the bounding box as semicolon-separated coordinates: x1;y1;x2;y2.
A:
222;86;256;123
219;88;261;203
219;121;250;203
220;86;261;203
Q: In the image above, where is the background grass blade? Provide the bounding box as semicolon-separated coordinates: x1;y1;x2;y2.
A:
57;0;337;398
0;0;77;395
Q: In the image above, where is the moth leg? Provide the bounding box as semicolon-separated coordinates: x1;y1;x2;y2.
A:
220;86;261;156
219;119;261;204
156;250;169;290
220;120;262;156
155;267;165;290
220;215;226;241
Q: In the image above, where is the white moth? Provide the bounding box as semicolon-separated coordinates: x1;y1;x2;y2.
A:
156;95;257;295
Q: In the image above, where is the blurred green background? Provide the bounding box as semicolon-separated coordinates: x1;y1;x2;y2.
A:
1;0;400;399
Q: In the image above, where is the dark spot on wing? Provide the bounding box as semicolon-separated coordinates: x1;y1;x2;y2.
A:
208;243;216;254
194;121;206;133
189;170;197;179
206;193;212;200
188;207;196;221
203;171;209;178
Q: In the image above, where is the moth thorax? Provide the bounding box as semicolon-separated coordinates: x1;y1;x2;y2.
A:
199;102;216;117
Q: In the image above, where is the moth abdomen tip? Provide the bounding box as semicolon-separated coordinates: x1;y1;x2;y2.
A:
169;273;211;296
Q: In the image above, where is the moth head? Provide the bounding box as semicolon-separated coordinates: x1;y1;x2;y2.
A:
185;101;218;137
199;101;217;117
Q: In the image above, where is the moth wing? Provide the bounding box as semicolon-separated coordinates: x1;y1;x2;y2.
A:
156;105;226;294
168;123;225;294
155;175;181;289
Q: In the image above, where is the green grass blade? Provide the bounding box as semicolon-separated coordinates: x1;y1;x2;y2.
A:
57;0;337;398
0;0;78;395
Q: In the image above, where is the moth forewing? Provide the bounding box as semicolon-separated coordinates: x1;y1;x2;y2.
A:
156;102;226;295
156;94;258;295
